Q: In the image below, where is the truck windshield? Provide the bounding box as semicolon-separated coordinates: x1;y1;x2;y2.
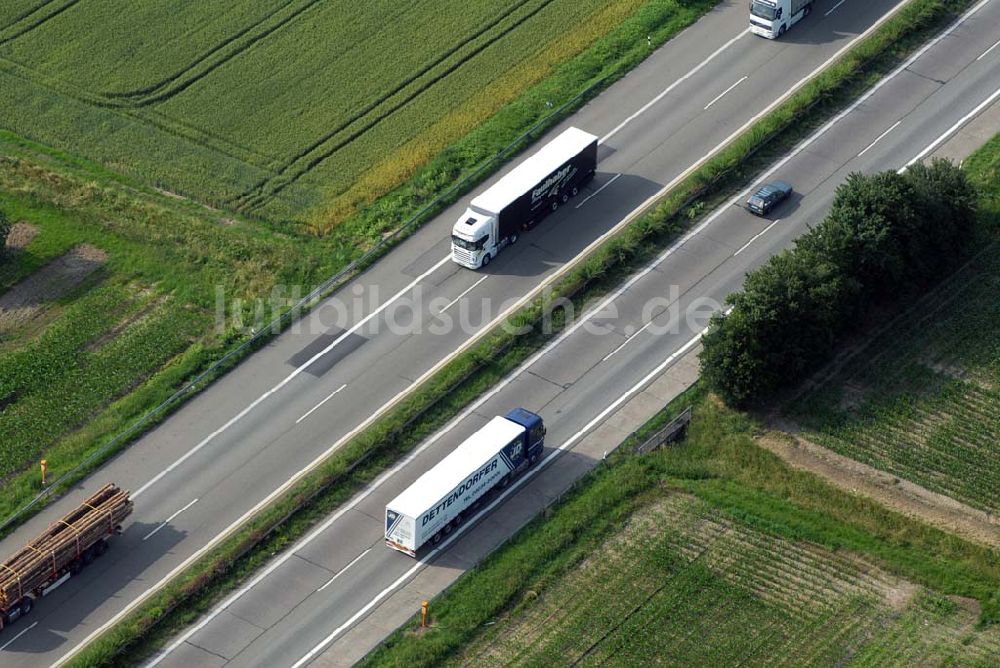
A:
451;235;487;251
750;1;778;20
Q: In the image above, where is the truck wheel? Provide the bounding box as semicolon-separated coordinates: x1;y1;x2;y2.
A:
550;200;559;213
95;539;109;556
432;531;442;545
530;453;539;466
803;5;811;17
82;546;96;566
19;597;33;616
69;558;83;576
561;192;569;204
509;232;519;245
480;253;491;267
571;186;579;197
778;24;786;37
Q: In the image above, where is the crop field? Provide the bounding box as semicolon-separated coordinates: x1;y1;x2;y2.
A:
0;148;341;516
0;0;661;224
447;494;1000;667
789;246;1000;514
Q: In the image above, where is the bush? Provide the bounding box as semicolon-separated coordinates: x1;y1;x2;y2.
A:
701;160;977;407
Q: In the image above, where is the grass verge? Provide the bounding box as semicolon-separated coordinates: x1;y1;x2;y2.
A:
67;0;983;663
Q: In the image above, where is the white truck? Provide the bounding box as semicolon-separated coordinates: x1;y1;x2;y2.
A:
385;408;545;557
450;127;598;269
749;0;814;38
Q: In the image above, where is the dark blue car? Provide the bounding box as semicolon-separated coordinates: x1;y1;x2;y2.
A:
746;180;793;215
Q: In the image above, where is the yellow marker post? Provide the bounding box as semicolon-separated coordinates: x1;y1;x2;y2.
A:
40;459;48;486
421;600;429;628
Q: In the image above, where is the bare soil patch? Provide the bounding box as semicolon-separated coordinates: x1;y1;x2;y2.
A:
4;221;38;251
0;244;107;334
758;426;1000;550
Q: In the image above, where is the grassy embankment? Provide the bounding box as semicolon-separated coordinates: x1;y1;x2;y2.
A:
67;0;990;664
0;0;719;524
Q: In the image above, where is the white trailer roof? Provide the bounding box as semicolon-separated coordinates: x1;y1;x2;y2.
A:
471;127;597;215
388;416;524;517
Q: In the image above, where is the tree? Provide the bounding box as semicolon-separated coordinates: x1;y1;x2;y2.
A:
700;162;976;408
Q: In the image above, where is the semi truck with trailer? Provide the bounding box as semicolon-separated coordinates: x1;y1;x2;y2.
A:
749;0;813;38
0;483;132;630
450;127;598;269
385;408;545;556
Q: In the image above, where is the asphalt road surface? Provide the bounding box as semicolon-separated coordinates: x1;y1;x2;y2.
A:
147;1;1000;666
0;0;987;665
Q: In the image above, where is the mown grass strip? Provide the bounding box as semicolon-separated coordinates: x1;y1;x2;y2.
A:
68;0;980;663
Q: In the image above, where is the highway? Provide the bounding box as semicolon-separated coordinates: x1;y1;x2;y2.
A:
0;0;980;665
147;1;1000;665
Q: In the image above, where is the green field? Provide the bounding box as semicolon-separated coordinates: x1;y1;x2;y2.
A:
0;148;337;515
0;0;652;224
449;495;1000;667
789;137;1000;514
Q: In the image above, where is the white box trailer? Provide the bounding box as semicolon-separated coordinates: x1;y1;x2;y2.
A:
385;408;545;557
450;127;598;269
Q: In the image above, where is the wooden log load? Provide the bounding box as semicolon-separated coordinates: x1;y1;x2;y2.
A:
0;484;132;610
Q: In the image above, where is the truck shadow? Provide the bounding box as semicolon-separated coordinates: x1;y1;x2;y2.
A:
0;521;185;655
765;0;903;46
482;173;665;279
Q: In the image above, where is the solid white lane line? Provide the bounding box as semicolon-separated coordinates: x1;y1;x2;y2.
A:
857;120;902;157
977;37;1000;60
825;0;848;16
132;255;451;500
602;321;655;362
0;622;37;651
900;84;1000;172
317;549;372;592
439;277;488;314
575;173;622;209
64;3;975;664
291;324;713;668
296;384;348;424
704;76;748;110
734;219;781;257
601;29;751;144
142;499;199;541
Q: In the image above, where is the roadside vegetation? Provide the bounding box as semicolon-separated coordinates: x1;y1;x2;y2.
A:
65;0;989;664
700;160;978;407
361;389;1000;667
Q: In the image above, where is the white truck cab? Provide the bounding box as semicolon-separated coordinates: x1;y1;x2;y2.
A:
450;207;515;269
749;0;813;39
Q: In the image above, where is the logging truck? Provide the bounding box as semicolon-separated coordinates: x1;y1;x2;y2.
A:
0;483;132;630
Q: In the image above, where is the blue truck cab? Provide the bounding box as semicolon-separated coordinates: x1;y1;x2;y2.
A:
504;407;546;466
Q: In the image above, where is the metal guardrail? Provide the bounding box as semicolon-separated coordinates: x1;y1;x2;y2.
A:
633;406;692;455
0;72;617;537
